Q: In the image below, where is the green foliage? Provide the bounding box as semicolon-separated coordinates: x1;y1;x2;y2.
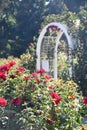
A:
20;41;36;73
0;59;85;130
57;52;69;80
0;0;47;57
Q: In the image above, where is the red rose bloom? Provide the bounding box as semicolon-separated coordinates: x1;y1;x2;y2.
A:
0;72;6;80
44;74;52;82
48;85;53;90
37;68;45;74
16;67;25;75
0;64;10;71
32;72;38;77
0;97;7;107
0;61;15;72
50;91;62;105
34;78;40;83
81;126;87;130
82;127;84;130
83;97;87;105
9;61;16;67
11;97;22;106
31;87;35;91
47;118;53;124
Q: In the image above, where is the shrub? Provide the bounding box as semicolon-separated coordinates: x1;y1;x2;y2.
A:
20;42;36;73
0;60;85;130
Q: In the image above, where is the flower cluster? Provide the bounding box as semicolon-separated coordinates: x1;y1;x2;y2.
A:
50;91;62;105
0;61;15;81
83;97;87;105
11;97;22;106
47;25;61;32
0;60;86;130
0;97;7;107
0;61;15;72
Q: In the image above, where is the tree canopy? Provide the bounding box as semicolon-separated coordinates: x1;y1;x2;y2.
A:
0;0;87;57
0;0;47;57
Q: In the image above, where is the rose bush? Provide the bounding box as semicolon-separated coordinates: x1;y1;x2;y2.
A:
0;60;86;130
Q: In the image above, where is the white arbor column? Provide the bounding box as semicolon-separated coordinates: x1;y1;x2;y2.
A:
54;31;63;79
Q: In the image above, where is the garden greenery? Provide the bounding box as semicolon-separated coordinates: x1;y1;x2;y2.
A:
0;58;87;130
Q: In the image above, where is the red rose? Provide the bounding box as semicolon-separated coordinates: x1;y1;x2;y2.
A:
47;118;53;124
0;97;7;107
11;97;22;106
31;87;35;91
83;97;87;105
9;61;16;67
0;64;10;71
50;91;62;105
81;126;87;130
39;110;44;115
82;127;84;130
16;67;25;75
45;74;51;79
44;74;51;82
0;71;6;80
48;85;53;90
0;61;15;72
37;68;45;74
32;72;38;77
34;78;40;83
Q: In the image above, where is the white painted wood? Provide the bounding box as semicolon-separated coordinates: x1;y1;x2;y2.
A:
36;22;73;78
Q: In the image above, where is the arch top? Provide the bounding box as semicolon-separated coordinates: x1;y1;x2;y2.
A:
36;22;73;55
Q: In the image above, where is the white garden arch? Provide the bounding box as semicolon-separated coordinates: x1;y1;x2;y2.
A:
36;22;73;79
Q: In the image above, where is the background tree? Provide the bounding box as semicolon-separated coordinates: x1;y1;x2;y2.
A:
0;0;47;57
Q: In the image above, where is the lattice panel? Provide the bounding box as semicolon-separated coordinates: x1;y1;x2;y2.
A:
40;36;56;76
40;36;56;59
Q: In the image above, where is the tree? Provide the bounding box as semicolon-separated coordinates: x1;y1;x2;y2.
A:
0;0;47;57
